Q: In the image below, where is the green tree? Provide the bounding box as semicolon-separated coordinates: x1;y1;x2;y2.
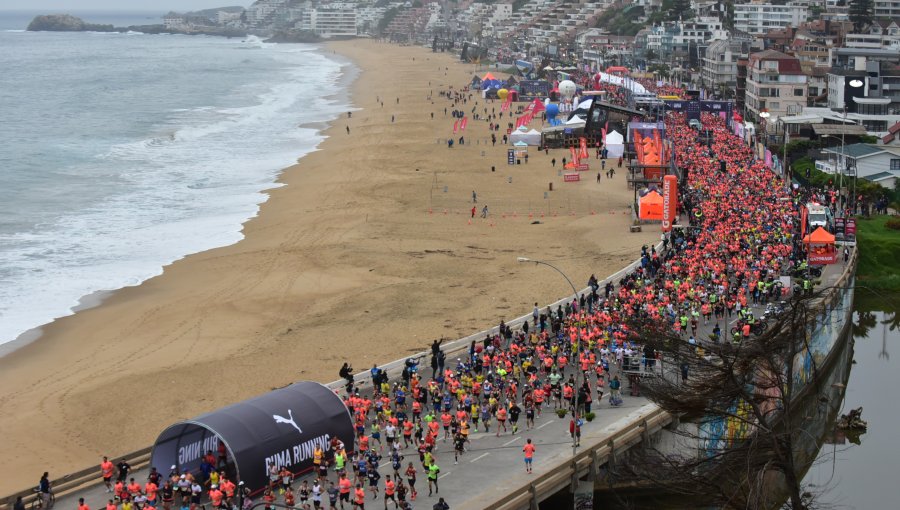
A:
849;0;873;32
669;0;694;20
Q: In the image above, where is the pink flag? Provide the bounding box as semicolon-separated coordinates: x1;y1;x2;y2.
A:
460;117;468;130
453;120;459;133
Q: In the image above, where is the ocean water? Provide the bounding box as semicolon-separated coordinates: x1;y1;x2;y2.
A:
0;14;353;347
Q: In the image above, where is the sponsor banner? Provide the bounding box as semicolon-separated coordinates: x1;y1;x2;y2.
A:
809;252;837;264
576;163;590;171
460;117;468;130
579;137;589;159
662;174;677;232
453;120;459;133
564;173;581;182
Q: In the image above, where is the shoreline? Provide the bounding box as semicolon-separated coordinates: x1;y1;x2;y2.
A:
0;40;357;358
0;40;657;493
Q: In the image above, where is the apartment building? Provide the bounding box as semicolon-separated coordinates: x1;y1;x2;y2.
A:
874;0;900;18
733;3;808;35
301;8;357;37
745;49;808;124
701;38;751;94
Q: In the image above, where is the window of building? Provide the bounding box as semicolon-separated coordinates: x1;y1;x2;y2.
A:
795;88;804;96
892;159;900;171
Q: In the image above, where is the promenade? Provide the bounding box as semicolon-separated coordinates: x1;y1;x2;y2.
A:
12;81;855;510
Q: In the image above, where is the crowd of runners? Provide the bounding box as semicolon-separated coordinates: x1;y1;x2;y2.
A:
32;77;816;510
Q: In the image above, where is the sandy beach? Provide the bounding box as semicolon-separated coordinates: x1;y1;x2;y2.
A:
0;40;657;493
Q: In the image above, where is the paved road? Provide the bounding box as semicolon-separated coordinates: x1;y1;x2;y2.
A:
49;393;653;510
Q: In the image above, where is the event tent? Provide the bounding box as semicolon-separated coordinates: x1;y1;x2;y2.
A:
639;190;664;220
803;227;837;264
510;128;542;146
151;382;353;494
605;130;625;158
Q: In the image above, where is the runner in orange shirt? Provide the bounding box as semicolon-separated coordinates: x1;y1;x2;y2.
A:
523;438;536;474
105;500;117;510
78;498;90;510
101;457;116;493
353;484;365;509
338;474;352;509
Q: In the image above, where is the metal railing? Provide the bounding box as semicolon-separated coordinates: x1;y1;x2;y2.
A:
481;407;673;510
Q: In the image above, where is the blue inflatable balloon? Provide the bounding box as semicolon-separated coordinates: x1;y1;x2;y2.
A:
546;103;559;120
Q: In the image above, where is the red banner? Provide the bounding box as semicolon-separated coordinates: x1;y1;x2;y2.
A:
800;206;808;241
662;175;677;232
576;163;590;171
460;117;468;130
808;252;837;264
570;146;579;165
453;120;459;133
579;137;589;159
564;173;581;182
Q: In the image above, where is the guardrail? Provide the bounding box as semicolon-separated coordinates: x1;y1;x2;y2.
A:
481;406;673;510
0;243;660;509
2;448;152;509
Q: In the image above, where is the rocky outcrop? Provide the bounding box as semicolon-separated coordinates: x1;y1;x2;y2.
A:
264;29;322;43
26;14;248;38
27;14;115;32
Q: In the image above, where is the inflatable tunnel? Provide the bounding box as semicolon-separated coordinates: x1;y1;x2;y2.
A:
151;381;353;493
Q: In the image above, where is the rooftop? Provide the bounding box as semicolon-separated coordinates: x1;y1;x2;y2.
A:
821;143;886;158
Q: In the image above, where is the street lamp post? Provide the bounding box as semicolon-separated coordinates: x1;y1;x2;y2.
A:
517;257;582;461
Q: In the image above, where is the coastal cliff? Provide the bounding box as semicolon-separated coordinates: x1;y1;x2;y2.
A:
27;14;115;32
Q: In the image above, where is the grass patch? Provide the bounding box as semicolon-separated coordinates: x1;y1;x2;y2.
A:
855;215;900;291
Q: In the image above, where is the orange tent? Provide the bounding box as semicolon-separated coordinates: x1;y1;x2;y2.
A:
802;227;835;244
482;72;496;81
639;191;664;220
803;227;837;264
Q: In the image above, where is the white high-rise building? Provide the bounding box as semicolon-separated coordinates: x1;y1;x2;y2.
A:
733;3;808;35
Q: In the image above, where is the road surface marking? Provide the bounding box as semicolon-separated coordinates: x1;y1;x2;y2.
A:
538;420;554;429
438;471;452;479
469;452;490;463
502;437;520;447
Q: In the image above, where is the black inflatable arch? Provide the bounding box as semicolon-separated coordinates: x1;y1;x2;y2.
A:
151;381;353;492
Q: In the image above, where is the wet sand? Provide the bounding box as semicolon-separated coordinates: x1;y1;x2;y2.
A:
0;40;657;493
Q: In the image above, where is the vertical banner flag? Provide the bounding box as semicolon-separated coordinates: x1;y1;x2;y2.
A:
461;117;468;130
662;175;677;232
570;146;579;165
579;137;589;159
453;120;459;133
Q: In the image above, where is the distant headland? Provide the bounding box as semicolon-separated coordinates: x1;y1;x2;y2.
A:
26;14;250;38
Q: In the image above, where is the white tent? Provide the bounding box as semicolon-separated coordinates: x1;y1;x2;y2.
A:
577;98;594;110
605;130;625;158
565;116;586;127
510;128;541;146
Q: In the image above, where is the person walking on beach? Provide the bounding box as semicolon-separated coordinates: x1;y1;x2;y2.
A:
472;191;477;203
551;158;556;168
480;205;488;218
346;126;350;135
471;206;476;219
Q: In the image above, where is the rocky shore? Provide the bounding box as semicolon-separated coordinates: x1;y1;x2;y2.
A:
27;14;248;38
